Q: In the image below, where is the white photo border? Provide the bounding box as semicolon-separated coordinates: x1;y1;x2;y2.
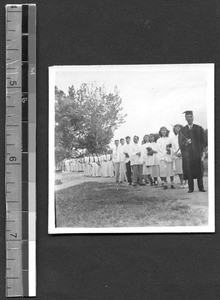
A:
48;64;215;234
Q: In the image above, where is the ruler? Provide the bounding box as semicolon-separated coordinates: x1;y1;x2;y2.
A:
5;4;36;297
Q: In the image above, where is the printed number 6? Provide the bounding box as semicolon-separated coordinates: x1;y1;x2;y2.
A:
9;81;17;86
9;156;17;161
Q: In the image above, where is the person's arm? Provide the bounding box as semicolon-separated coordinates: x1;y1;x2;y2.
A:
200;126;207;151
178;128;189;151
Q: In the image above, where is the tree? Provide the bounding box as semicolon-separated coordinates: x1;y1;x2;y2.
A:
55;82;126;162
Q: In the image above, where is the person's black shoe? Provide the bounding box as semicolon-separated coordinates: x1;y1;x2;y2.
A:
163;185;168;190
199;189;206;192
171;184;175;189
188;190;194;193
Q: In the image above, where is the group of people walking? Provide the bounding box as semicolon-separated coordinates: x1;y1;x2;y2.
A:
112;111;207;193
58;154;115;177
58;111;207;194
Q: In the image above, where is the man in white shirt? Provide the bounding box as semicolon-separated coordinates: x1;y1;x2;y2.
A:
130;135;145;186
112;140;120;183
123;136;132;185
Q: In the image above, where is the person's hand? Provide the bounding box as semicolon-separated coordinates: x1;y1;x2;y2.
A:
187;139;192;144
136;152;141;156
124;152;129;158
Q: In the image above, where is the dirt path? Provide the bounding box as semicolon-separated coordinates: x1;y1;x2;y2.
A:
55;172;115;191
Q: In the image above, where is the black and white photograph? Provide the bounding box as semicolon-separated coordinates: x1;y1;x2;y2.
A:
49;64;214;233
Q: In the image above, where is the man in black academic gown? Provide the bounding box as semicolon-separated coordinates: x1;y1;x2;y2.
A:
178;111;207;193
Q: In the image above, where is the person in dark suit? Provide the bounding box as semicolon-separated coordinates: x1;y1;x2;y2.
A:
178;111;207;193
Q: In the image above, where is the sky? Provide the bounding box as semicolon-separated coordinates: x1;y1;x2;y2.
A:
52;64;213;146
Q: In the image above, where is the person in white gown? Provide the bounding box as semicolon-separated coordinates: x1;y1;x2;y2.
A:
118;138;127;183
88;155;93;177
130;135;145;186
141;134;153;185
112;140;120;183
92;154;99;177
100;153;108;177
123;136;132;185
148;134;160;185
106;151;114;177
157;126;175;189
172;124;187;188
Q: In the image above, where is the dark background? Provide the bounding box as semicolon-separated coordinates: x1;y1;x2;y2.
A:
0;0;220;299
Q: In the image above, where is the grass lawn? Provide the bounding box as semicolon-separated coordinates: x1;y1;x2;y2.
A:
55;180;208;228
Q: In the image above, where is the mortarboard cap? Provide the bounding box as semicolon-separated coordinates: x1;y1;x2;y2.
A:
183;110;193;115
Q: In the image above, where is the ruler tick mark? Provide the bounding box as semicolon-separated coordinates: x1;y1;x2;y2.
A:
6;59;19;65
7;248;19;250
7;86;21;88
7;239;22;242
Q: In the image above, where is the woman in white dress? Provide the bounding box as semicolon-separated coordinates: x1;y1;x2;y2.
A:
148;133;160;185
92;155;99;177
101;153;108;177
157;126;175;189
172;124;187;188
118;139;126;183
142;134;153;185
97;155;102;177
88;155;93;177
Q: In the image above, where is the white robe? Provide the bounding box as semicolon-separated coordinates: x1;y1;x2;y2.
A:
106;154;114;177
122;142;132;164
172;135;183;174
112;146;120;163
130;143;143;165
101;154;108;177
157;137;174;177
